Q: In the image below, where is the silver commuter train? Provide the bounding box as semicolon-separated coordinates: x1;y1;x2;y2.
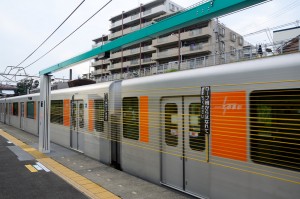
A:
0;53;300;199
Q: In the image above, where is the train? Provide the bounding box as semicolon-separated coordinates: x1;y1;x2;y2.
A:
0;53;299;199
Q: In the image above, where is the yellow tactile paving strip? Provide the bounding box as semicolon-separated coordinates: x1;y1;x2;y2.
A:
0;129;120;199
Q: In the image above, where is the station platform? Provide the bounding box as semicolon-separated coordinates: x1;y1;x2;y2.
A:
0;123;191;199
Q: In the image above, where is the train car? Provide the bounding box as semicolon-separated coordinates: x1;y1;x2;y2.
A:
0;53;300;199
118;53;300;199
0;82;121;163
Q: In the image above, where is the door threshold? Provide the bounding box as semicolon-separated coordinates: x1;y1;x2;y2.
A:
160;182;208;199
70;148;84;154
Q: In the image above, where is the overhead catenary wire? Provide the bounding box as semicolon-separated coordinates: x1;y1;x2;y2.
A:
236;0;300;33
14;0;86;68
11;0;113;81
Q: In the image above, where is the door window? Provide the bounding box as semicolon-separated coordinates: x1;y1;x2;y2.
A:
189;103;205;151
165;103;178;147
79;103;84;128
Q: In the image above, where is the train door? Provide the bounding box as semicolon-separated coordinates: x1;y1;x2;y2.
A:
161;96;209;198
71;100;84;152
20;102;25;130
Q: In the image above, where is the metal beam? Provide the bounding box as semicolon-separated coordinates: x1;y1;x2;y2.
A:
40;0;267;75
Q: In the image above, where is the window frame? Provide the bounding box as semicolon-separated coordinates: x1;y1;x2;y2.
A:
122;97;139;140
94;99;104;132
50;100;64;125
250;88;300;172
13;102;18;116
26;101;35;119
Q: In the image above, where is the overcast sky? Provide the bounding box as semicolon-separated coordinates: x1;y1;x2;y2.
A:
0;0;299;86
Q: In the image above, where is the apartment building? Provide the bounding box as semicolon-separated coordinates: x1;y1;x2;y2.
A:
91;0;244;82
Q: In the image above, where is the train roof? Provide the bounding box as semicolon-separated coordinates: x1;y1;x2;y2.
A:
121;53;300;91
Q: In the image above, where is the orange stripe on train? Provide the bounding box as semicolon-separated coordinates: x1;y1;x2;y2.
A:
63;99;70;126
140;96;149;143
88;100;94;132
211;91;247;162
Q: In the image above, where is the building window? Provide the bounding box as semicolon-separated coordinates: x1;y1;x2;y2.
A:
27;101;34;119
94;99;104;132
123;97;139;140
13;102;18;116
51;100;63;125
219;27;225;36
221;41;225;51
231;32;236;41
230;46;236;55
165;103;178;147
239;37;244;46
250;89;300;171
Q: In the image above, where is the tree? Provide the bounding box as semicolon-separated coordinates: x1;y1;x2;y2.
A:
16;79;33;95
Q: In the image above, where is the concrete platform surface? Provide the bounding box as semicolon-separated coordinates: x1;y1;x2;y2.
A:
0;123;192;199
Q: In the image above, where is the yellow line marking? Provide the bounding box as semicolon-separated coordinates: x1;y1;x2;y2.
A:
23;148;36;152
25;165;38;173
0;129;121;199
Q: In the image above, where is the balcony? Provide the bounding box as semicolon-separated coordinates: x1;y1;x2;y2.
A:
91;59;110;67
142;57;155;64
181;26;212;40
93;69;109;75
181;43;211;55
152;34;179;47
110;25;141;40
92;41;109;49
109;4;167;30
110;50;122;59
152;48;178;60
142;45;155;52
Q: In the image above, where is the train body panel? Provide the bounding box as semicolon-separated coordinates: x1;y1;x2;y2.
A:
0;53;300;199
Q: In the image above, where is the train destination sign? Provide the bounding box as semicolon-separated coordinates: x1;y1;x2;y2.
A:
104;93;109;121
200;86;211;134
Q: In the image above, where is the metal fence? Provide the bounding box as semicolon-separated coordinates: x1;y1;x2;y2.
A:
94;39;300;83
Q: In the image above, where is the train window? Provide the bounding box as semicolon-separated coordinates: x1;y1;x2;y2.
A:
94;99;104;132
250;89;300;171
123;97;139;140
189;103;205;151
165;103;178;147
13;102;18;116
51;100;63;125
27;101;34;119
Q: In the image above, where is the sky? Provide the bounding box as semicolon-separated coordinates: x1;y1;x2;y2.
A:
0;0;299;88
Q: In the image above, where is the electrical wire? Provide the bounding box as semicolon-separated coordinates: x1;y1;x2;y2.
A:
14;0;86;68
11;0;113;81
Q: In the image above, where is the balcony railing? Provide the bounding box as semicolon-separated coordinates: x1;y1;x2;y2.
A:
143;57;152;63
131;13;139;20
130;59;139;65
143;9;152;16
131;48;140;54
143;45;153;52
189;28;202;36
